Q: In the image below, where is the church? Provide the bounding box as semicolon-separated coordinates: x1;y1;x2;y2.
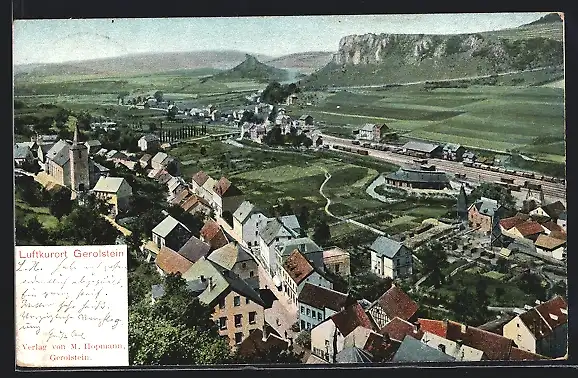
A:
44;124;108;199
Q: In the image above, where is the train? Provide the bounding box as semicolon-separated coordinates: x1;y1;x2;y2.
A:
493;181;521;192
332;144;369;155
461;161;565;184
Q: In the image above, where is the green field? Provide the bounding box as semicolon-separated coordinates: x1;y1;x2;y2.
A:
15;198;59;229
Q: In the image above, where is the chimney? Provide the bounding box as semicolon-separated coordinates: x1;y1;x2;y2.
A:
438;344;446;354
262;325;269;342
460;324;467;334
200;275;205;282
414;322;421;333
208;277;213;290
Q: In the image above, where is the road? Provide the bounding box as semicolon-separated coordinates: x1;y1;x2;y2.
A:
321;135;566;204
331;67;558;90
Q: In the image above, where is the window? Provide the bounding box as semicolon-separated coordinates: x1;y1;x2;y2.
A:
325;340;330;346
276;237;279;242
234;296;241;307
246;297;250;304
307;322;311;330
249;271;254;278
335;264;340;273
317;312;322;321
242;262;247;269
219;298;226;309
301;320;306;330
306;308;310;316
219;317;227;330
234;314;242;327
235;332;243;344
301;306;305;314
249;311;256;324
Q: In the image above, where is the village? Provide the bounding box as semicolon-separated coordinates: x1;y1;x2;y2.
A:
13;83;568;364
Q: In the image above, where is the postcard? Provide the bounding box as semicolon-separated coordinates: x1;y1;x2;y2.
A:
13;12;567;368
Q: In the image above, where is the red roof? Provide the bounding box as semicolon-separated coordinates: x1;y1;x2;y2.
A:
534;296;568;332
191;170;210;186
550;230;567;241
542;221;563;233
380;317;423;342
376;285;418;321
417;319;514;360
297;283;349;312
213;177;243;198
331;302;374;337
171;189;192;206
500;215;527;231
236;327;288;358
200;220;229;250
514;221;544;237
282;249;314;285
156;246;193;275
509;347;549;361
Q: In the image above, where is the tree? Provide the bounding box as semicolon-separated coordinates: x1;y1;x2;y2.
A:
54;203;119;245
303;137;313;148
419;241;448;288
315;137;323;147
48;187;73;219
297;206;310;235
517;272;547;301
470;183;516;210
263;126;284;146
312;218;331;247
167;106;177;121
200;146;207;156
295;330;311;349
268;105;278;123
475;278;490;308
154;91;164;103
24;217;48;244
494;287;505;302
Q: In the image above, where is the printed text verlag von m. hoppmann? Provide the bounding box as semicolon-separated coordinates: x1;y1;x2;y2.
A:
15;245;129;367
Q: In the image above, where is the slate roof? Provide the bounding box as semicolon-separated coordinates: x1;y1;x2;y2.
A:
200;220;229;250
92;161;110;174
443;143;462;152
236;327;288;358
152;152;170;166
192;170;210;186
207;242;254;270
402;141;441;154
155;246;194;275
380;317;422;342
331;302;374;337
233;201;256;224
282;249;314;285
385;168;450;184
182;256;266;307
392;335;456;362
558;211;566;221
46;140;70;166
139;153;152;163
323;247;349;259
299;114;312;120
375;286;418;321
280;215;301;230
177;235;211;263
213;177;243;198
369;236;406;259
335;347;373;363
140;134;160;142
277;237;322;257
298;283;349;312
259;218;298;246
417;319;514;360
14;145;32;159
540;201;566;219
360;123;378;132
85;140;102;147
152;215;191;238
514;221;544;237
92;177;128;193
535;234;566;250
469;197;500;217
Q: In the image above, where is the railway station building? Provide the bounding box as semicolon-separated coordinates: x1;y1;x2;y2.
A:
384;168;450;190
402;141;443;158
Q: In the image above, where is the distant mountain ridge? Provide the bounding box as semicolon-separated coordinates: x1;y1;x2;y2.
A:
523;13;562;26
302;19;564;87
209;54;290;83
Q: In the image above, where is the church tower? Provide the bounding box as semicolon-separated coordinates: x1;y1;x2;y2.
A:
69;124;90;199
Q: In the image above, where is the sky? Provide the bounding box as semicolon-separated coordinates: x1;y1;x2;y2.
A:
13;13;554;65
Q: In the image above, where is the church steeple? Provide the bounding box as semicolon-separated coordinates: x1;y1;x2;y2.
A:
73;123;80;145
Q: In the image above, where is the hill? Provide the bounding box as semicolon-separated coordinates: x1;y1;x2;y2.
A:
301;20;564;88
264;51;334;74
210;54;290;83
14;50;273;79
523;13;563;26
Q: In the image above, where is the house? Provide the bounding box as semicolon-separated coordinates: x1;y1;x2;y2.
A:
420;331;485;361
155;245;194;276
310;302;374;362
322;247;351;277
200;220;230;251
236;325;289;360
166;176;188;201
384;168;450;190
191;170;211;196
84;140;102;155
417;318;515;360
392;335;456;362
299;114;313;125
14;144;34;167
509;220;545;241
358;123;387;142
402;141;443;158
232;201;268;249
343;325;399;362
530;201;566;222
442;143;465;161
297;283;349;331
212;177;245;221
180;195;212;216
335;346;373;363
367;285;418;329
379;317;423;343
280;249;333;310
91;177;133;216
36;142;57;165
191;171;217;206
556;211;566;232
182;256;267;349
462;151;476;163
208;242;260;289
94;148;108;158
151;214;192;252
105;149;125;160
468;197;502;233
139;153;153;169
499;214;531;238
90;161;110;185
171;189;193;207
541;220;564;235
176;235;211;264
257;217;300;279
369;236;413;279
502;296;568;358
151;151;179;174
275;237;324;277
